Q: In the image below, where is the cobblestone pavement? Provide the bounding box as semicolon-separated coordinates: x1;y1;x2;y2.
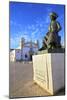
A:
9;62;65;98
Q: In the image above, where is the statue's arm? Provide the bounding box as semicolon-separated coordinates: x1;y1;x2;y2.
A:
48;25;51;32
48;22;55;32
48;23;53;32
57;22;62;32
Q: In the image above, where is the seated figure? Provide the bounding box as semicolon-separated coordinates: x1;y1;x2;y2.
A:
41;12;62;50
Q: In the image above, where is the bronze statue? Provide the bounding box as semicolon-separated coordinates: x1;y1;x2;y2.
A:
40;12;62;50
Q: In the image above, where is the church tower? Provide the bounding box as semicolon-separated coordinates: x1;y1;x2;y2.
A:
20;37;25;49
37;40;39;49
20;37;25;60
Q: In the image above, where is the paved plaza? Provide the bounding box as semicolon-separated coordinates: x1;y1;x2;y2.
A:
9;62;65;98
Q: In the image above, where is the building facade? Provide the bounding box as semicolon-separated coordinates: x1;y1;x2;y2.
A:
10;38;39;62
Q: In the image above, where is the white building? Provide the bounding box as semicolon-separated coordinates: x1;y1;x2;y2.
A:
10;38;39;62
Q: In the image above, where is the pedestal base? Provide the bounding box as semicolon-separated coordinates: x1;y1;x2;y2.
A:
33;53;64;95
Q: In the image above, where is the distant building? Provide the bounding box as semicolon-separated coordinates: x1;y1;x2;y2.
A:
10;38;39;62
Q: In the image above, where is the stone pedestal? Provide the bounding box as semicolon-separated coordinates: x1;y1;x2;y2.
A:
33;53;64;95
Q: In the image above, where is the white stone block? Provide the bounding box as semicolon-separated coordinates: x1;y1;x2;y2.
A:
33;53;64;95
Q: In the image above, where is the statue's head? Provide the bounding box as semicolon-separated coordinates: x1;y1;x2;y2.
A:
50;12;58;21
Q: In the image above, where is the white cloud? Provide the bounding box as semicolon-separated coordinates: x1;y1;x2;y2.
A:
32;28;39;35
10;38;16;48
31;25;35;30
28;25;31;30
10;34;23;48
10;20;17;26
10;20;23;31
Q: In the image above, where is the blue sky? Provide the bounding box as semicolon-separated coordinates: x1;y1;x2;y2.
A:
10;2;65;49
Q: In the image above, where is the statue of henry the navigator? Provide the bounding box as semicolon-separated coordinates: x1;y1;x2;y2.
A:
41;12;62;50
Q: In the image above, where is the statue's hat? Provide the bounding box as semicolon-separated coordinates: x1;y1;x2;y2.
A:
50;12;58;19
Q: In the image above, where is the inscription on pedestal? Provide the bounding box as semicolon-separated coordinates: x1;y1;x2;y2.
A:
33;54;49;89
35;70;46;82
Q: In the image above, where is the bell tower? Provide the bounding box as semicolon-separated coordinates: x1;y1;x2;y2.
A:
20;37;25;60
20;37;25;49
37;40;39;49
